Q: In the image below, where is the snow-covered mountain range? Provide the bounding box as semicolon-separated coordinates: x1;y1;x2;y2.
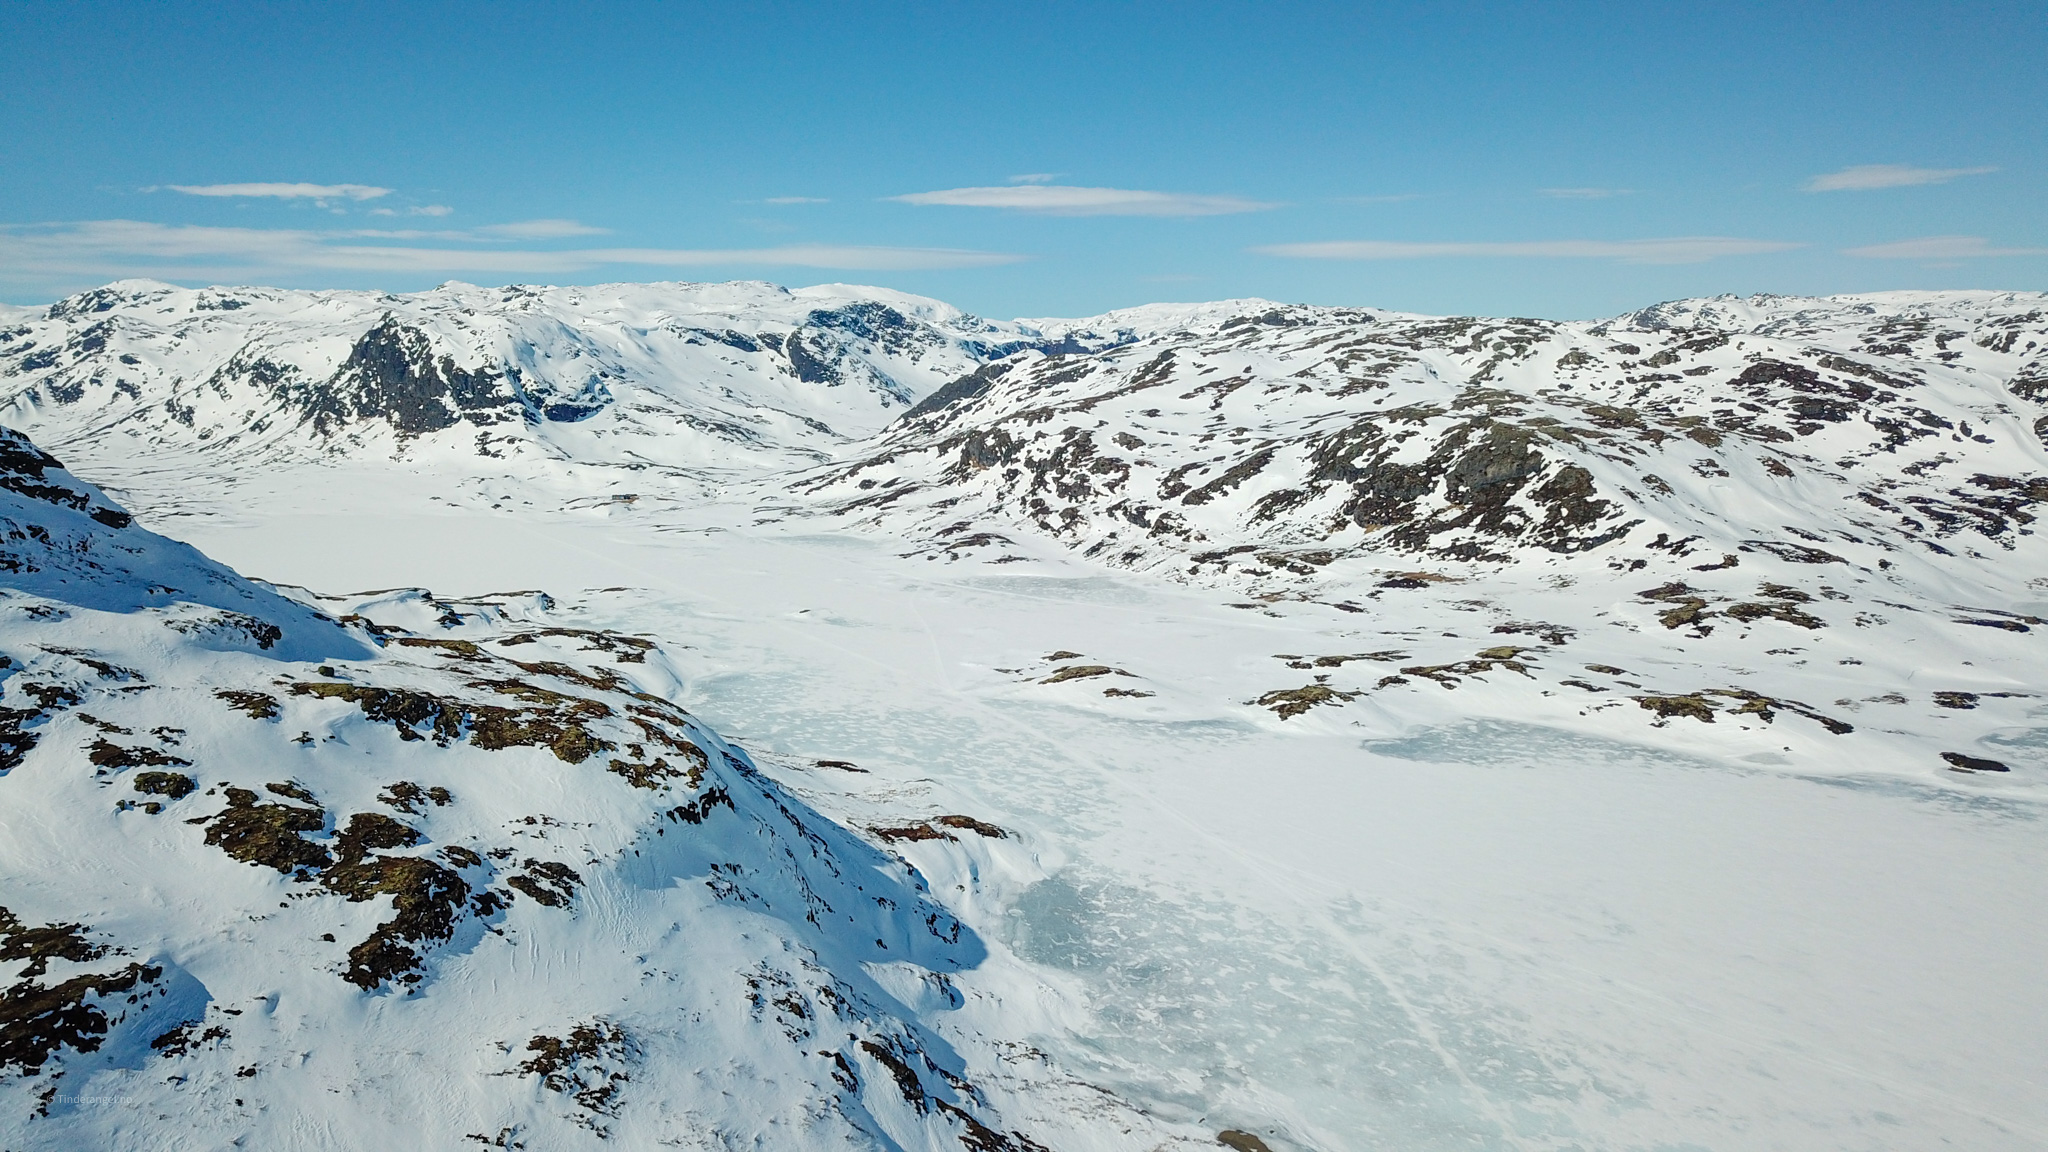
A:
0;278;1112;473
4;279;2048;1150
810;290;2048;582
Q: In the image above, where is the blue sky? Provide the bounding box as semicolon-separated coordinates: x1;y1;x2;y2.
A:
1;0;2041;318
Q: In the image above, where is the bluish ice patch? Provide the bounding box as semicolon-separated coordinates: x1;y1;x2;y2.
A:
1793;771;2043;819
1981;725;2048;763
950;574;1161;607
1004;870;1612;1152
1362;719;1729;773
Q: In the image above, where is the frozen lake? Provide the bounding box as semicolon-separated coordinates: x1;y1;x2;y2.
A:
164;500;2048;1151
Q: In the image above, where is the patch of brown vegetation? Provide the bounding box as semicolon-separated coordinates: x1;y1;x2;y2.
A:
505;860;581;909
394;637;488;660
86;738;189;772
290;680;615;765
321;853;471;991
1639;582;1713;631
377;781;452;813
1397;646;1534;687
1632;689;1852;733
934;815;1007;838
149;1020;228;1058
872;823;948;843
131;771;195;800
1042;664;1130;684
332;813;421;866
1253;683;1363;718
0;907;162;1075
201;787;330;873
497;628;654;663
517;1020;634;1118
213;690;281;720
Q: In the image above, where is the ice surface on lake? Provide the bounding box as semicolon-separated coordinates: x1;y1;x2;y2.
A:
1007;869;1610;1151
1364;718;1731;772
145;512;2048;1151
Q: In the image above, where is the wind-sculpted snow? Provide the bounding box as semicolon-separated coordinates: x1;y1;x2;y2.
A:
0;431;1197;1150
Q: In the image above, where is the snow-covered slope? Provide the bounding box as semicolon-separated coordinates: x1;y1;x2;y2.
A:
808;291;2048;586
774;290;2048;787
0;426;1199;1150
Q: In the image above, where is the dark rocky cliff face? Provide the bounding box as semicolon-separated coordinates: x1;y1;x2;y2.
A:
300;317;526;436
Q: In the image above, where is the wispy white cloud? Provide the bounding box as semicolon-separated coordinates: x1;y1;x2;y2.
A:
368;204;454;217
1802;164;1997;192
273;220;604;242
1841;235;2048;259
892;184;1278;217
1007;173;1061;185
603;245;1016;270
0;219;1024;288
762;196;829;204
1255;237;1801;265
1538;187;1632;199
472;219;609;238
160;182;393;201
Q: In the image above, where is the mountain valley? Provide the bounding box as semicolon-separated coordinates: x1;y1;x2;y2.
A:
2;279;2046;1150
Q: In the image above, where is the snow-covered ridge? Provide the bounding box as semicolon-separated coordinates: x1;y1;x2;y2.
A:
806;289;2048;593
778;288;2048;798
0;426;1200;1149
0;278;1103;475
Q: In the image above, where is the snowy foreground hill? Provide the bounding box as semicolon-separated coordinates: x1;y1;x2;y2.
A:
4;281;2048;1150
0;427;1201;1149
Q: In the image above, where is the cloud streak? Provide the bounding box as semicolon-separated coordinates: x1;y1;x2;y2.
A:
1841;235;2048;259
1802;165;1996;192
892;184;1277;217
161;182;394;201
473;219;611;238
0;220;1024;288
1255;237;1800;265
